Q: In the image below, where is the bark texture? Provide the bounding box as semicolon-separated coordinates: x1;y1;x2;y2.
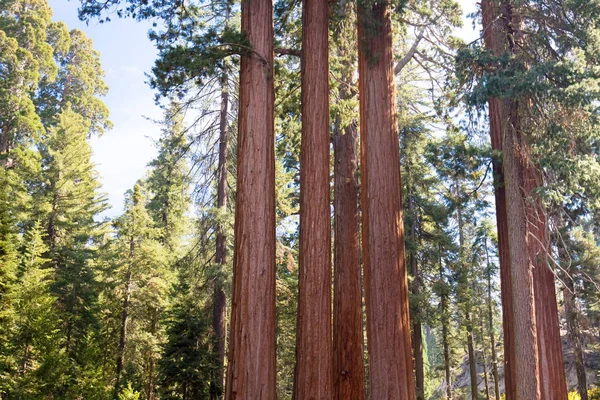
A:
211;72;229;400
293;0;333;397
332;4;365;397
502;95;541;399
526;166;568;400
480;1;516;397
333;121;366;400
358;4;416;399
224;0;277;397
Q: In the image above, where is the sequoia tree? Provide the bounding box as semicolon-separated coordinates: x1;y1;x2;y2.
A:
331;2;365;397
293;0;333;397
225;0;277;397
358;2;416;398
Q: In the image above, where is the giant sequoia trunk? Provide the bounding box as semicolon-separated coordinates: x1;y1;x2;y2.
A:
332;119;365;400
210;70;229;400
490;1;568;398
224;0;277;397
293;0;333;397
332;3;365;398
358;3;416;398
332;5;365;397
480;1;516;397
527;166;568;399
502;94;541;399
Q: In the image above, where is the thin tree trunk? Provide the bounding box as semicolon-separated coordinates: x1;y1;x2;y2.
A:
466;312;478;400
408;188;425;400
224;0;277;396
332;117;365;398
358;3;416;399
484;238;501;400
210;39;230;400
294;0;332;396
115;240;134;395
439;253;452;400
146;306;159;400
480;318;491;400
480;1;516;397
564;276;588;400
557;219;588;400
455;182;478;400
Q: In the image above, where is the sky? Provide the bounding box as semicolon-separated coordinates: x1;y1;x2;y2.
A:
48;0;479;218
49;0;163;217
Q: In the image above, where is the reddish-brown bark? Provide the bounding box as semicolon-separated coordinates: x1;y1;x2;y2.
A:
526;165;568;400
502;95;541;400
293;0;333;397
333;119;366;400
358;4;416;399
481;2;516;398
224;0;277;397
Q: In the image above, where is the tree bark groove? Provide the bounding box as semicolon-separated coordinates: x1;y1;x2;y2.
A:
358;4;416;399
225;0;277;397
294;0;333;397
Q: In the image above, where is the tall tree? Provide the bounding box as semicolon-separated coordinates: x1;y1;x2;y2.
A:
480;1;516;397
225;0;277;397
357;2;416;398
331;4;365;396
293;0;332;397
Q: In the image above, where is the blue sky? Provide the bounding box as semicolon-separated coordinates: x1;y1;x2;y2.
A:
49;0;163;217
48;0;478;218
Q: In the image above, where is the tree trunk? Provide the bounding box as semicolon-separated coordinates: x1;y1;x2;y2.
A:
480;1;516;398
502;93;541;399
525;166;568;400
408;189;425;400
564;277;588;400
358;4;415;399
115;242;134;395
485;238;501;400
557;222;588;400
294;0;333;397
439;254;452;400
146;306;159;400
211;51;230;400
480;318;491;400
455;180;478;400
466;313;478;400
224;0;277;397
332;119;365;398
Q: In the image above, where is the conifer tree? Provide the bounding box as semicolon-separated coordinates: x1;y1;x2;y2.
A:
358;2;416;397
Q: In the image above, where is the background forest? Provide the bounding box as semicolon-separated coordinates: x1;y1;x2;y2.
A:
0;0;599;399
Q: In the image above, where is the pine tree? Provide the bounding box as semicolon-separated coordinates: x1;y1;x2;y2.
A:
6;221;65;398
112;183;169;396
40;107;108;395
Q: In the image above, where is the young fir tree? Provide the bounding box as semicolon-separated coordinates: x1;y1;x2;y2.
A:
112;183;170;397
40;107;108;395
4;221;65;398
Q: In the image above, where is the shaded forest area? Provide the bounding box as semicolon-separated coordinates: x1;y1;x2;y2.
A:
1;0;599;398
